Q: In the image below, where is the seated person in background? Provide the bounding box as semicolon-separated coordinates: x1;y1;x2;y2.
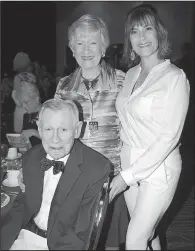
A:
1;98;110;250
11;52;40;146
13;81;42;147
12;52;36;106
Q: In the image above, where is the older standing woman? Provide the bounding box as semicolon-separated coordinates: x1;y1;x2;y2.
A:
55;14;129;249
110;4;190;250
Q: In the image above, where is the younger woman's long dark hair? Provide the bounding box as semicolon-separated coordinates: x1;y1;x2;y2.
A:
121;4;171;69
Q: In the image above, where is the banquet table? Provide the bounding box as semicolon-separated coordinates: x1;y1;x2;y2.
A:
1;156;21;228
1;145;24;224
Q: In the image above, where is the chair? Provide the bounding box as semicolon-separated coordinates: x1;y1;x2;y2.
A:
85;176;110;250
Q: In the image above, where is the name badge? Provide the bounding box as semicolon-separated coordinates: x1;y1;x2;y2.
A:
89;121;98;132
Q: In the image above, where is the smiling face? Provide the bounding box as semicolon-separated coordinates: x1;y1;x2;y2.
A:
130;19;159;59
38;108;82;160
71;26;103;71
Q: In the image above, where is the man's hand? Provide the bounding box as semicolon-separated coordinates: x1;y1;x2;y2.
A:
109;173;127;202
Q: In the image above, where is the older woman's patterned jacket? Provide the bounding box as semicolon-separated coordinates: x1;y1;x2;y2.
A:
55;63;125;175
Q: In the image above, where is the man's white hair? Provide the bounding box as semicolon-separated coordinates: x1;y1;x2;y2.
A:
38;98;79;126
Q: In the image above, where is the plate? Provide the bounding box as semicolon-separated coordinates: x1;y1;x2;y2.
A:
1;192;10;208
5;153;22;160
2;178;19;187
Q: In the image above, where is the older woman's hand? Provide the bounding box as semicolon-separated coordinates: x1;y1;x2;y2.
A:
18;169;25;193
109;173;127;202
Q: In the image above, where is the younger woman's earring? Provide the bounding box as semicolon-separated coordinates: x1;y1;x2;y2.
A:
130;50;135;61
102;52;105;57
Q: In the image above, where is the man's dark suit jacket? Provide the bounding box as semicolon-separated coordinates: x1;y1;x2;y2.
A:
1;139;110;250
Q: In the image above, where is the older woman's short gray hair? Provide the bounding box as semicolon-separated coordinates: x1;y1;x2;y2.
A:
38;98;80;127
68;14;110;52
122;4;171;68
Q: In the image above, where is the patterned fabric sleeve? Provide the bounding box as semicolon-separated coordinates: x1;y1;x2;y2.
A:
54;77;66;99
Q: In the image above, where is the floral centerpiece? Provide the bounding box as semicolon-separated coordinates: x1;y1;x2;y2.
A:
1;157;22;172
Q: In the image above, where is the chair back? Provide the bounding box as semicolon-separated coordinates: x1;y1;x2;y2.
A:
85;176;110;250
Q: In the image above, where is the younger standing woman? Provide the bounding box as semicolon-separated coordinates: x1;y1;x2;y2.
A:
110;4;190;250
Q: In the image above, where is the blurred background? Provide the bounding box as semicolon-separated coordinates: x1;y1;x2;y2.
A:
1;2;56;75
1;0;194;152
1;2;195;249
1;1;194;75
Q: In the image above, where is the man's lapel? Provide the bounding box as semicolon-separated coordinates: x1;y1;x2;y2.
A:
25;146;46;215
47;140;84;236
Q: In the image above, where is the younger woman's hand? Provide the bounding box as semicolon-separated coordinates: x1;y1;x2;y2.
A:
109;173;127;202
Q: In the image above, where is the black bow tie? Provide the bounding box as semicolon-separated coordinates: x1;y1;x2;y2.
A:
40;158;65;175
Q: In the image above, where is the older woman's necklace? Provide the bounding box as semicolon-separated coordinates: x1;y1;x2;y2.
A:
81;73;101;90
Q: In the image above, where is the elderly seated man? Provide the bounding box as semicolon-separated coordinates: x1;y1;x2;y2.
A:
1;98;110;250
